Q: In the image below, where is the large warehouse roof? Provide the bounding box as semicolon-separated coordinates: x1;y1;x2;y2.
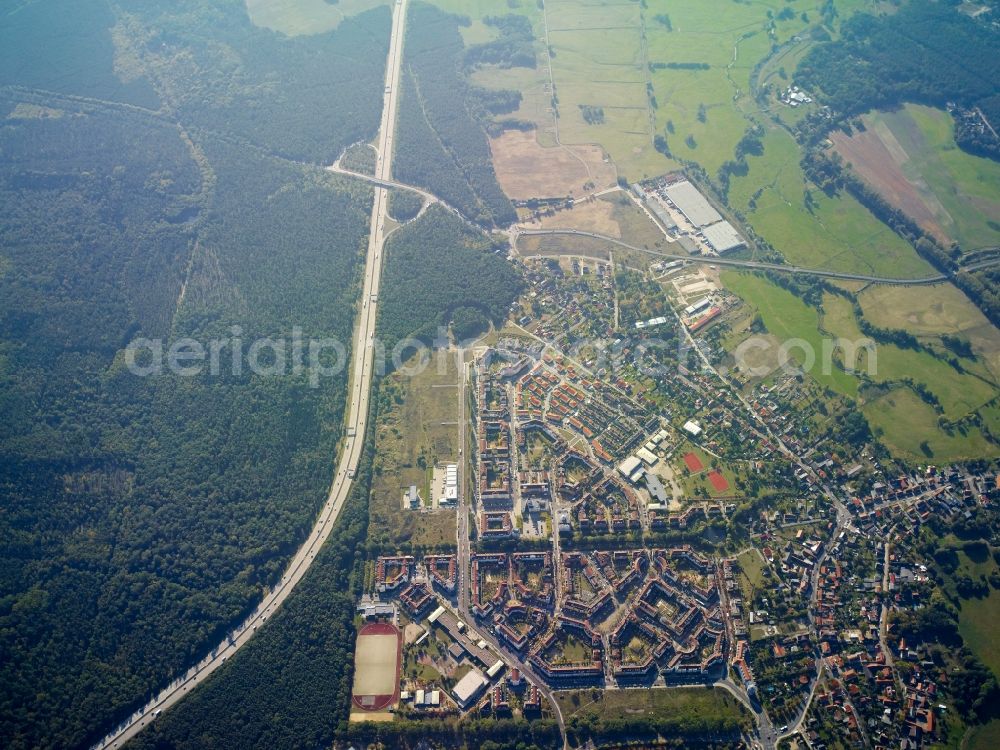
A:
702;220;745;253
664;180;721;227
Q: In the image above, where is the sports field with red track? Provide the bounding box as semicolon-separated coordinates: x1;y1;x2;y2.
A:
351;622;401;712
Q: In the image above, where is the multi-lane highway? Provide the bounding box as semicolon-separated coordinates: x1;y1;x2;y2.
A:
89;2;409;747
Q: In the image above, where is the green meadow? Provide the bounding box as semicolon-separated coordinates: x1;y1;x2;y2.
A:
864;104;1000;252
727;125;934;278
721;271;859;397
821;294;996;420
863;389;996;462
723;272;999;461
245;0;387;35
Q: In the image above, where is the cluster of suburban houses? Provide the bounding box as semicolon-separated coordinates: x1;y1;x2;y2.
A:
738;465;997;749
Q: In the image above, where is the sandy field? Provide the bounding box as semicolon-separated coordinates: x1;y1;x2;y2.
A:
489;129;617;200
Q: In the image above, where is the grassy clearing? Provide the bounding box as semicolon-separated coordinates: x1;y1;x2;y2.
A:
470;65;553;132
723;274;999;461
722;272;859;397
516;231;653;271
737;547;767;596
600;192;672;250
858;283;1000;382
871;104;1000;252
858;283;991;336
644;0;816;176
958;588;1000;679
966;718;1000;750
245;0;387;35
863;388;996;462
727;124;933;277
556;685;749;727
946;547;1000;680
367;351;462;549
542;0;668;178
821;294;996;420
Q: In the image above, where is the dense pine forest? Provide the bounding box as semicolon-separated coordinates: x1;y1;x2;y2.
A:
377;205;523;349
394;2;517;227
797;0;1000;159
0;2;390;747
126;404;379;750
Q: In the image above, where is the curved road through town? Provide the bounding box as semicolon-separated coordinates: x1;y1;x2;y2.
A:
90;1;410;747
514;228;1000;285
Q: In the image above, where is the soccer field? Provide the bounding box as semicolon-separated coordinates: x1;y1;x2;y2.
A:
351;623;401;710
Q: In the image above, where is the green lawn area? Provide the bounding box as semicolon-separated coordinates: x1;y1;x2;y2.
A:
721;271;859;397
956;552;1000;679
545;0;666;178
245;0;387;35
966;718;1000;750
958;590;1000;677
723;273;999;461
821;294;996;420
560;633;592;664
737;547;767;589
556;686;751;729
470;65;554;133
858;283;1000;383
863;388;997;462
727;124;933;278
644;0;816;176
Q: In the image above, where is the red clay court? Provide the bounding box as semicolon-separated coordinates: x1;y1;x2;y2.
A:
708;470;729;492
683;452;704;472
351;621;401;712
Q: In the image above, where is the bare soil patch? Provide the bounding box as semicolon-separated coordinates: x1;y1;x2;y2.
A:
489;129;617;200
519;198;621;237
830;128;949;244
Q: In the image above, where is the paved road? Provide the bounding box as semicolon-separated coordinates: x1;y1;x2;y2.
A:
89;2;410;747
514;228;1000;285
326;162;440;208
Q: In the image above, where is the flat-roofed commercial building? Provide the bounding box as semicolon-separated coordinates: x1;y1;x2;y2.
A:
665;180;721;227
452;668;488;708
702;220;745;253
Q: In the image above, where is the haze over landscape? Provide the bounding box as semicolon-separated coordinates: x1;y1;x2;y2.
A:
1;1;1000;750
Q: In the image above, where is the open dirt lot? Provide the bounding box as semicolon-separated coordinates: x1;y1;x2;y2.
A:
519;198;621;237
489;129;617;200
516;233;614;261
